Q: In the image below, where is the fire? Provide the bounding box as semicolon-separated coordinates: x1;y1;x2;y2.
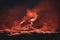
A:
0;8;57;36
0;0;58;36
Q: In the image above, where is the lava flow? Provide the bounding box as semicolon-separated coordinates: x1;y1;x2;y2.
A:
0;0;59;36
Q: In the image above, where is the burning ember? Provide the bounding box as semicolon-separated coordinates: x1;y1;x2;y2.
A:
0;0;59;36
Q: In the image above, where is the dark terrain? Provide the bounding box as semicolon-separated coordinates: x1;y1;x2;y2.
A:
0;33;60;40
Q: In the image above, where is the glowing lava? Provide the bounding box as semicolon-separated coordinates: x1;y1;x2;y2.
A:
0;0;58;36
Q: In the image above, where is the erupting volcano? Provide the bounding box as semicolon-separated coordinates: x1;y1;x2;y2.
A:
0;0;59;36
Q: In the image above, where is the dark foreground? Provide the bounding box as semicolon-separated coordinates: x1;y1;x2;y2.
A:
0;33;60;40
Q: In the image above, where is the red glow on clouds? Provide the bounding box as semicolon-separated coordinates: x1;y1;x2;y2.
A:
0;0;59;36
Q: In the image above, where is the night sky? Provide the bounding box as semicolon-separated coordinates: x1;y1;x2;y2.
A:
0;0;40;20
0;0;60;39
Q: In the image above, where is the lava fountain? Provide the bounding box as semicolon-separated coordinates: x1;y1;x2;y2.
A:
0;0;59;36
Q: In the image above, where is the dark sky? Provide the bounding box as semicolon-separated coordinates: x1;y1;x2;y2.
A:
0;0;40;9
0;0;41;18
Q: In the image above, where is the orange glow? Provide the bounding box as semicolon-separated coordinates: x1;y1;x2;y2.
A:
0;0;58;36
